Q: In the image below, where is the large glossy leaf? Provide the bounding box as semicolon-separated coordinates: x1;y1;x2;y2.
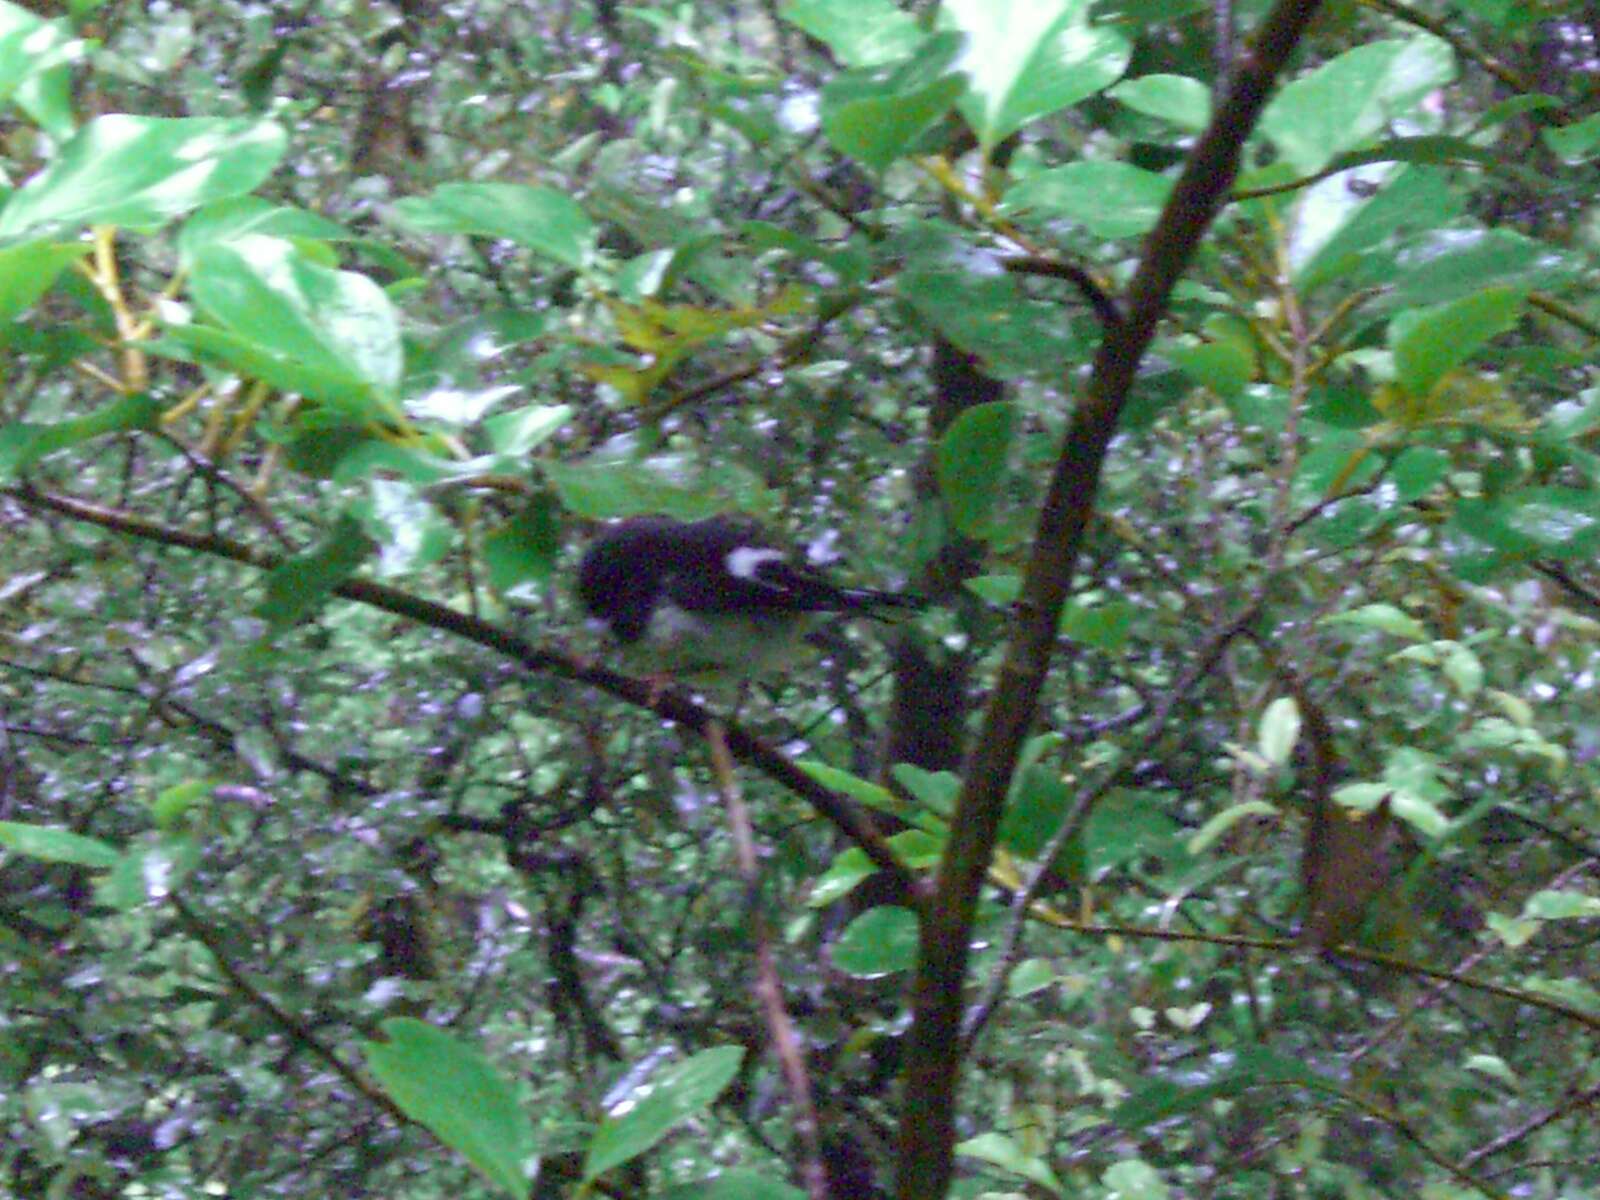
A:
0;240;87;322
1389;287;1522;398
779;0;920;67
942;0;1129;149
1290;165;1461;287
1003;161;1172;238
1383;228;1578;308
1258;37;1455;174
893;223;1078;374
0;3;83;137
364;1019;536;1199
0;116;287;240
819;32;966;170
1108;73;1210;131
937;401;1016;537
583;1046;745;1180
182;234;402;414
390;182;595;270
832;906;919;976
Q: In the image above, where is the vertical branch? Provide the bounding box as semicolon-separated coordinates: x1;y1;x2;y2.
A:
707;721;830;1200
894;3;1331;1195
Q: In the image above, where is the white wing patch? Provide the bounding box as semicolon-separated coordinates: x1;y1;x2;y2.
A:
725;545;786;580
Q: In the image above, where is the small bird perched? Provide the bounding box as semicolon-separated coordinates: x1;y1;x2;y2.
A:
577;514;920;686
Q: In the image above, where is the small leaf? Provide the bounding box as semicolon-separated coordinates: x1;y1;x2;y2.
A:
97;835;200;910
956;1131;1063;1196
391;183;595;270
1257;697;1301;766
936;401;1016;537
364;1019;536;1198
1522;890;1600;921
1003;161;1172;238
0;392;161;481
1107;73;1211;131
0;821;119;868
1321;603;1426;640
832;906;919;976
1007;959;1056;998
1186;801;1278;855
256;512;373;629
583;1046;745;1180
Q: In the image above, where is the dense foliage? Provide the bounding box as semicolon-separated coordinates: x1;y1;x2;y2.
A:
2;1;1598;1197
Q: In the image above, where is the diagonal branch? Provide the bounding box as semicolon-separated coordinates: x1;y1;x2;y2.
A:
3;481;915;896
894;2;1331;1195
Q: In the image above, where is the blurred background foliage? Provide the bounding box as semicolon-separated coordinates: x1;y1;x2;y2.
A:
1;0;1598;1197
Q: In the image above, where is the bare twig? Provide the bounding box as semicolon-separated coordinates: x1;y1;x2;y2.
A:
707;720;829;1200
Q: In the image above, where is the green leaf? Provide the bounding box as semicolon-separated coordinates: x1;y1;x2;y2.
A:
966;573;1022;604
482;404;572;455
1108;73;1210;130
1165;338;1251;398
893;223;1078;375
1258;37;1456;174
0;5;84;137
1390;287;1522;398
0;240;90;322
0;821;119;868
1321;603;1427;640
832;906;919;976
657;1172;806;1200
1113;1046;1323;1129
819;32;966;171
1389;446;1451;501
1542;111;1600;163
181;235;403;416
1008;958;1057;998
1291;165;1462;289
364;1019;536;1199
1003;161;1172;238
797;761;902;816
1103;1159;1171;1200
359;479;454;578
1385;228;1577;309
542;458;731;521
956;1131;1063;1195
1186;801;1278;855
256;512;373;629
1059;597;1135;652
778;0;920;68
890;763;960;819
0;115;287;240
1084;791;1180;873
179;197;352;266
936;401;1016;537
584;1046;745;1180
97;834;200;910
390;183;595;271
942;0;1129;149
1522;890;1600;920
482;497;560;590
1257;697;1301;767
0;392;160;481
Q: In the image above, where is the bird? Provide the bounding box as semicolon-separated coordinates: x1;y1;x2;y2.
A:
576;514;921;687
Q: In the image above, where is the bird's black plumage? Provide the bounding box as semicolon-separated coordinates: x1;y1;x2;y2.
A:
577;514;918;681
